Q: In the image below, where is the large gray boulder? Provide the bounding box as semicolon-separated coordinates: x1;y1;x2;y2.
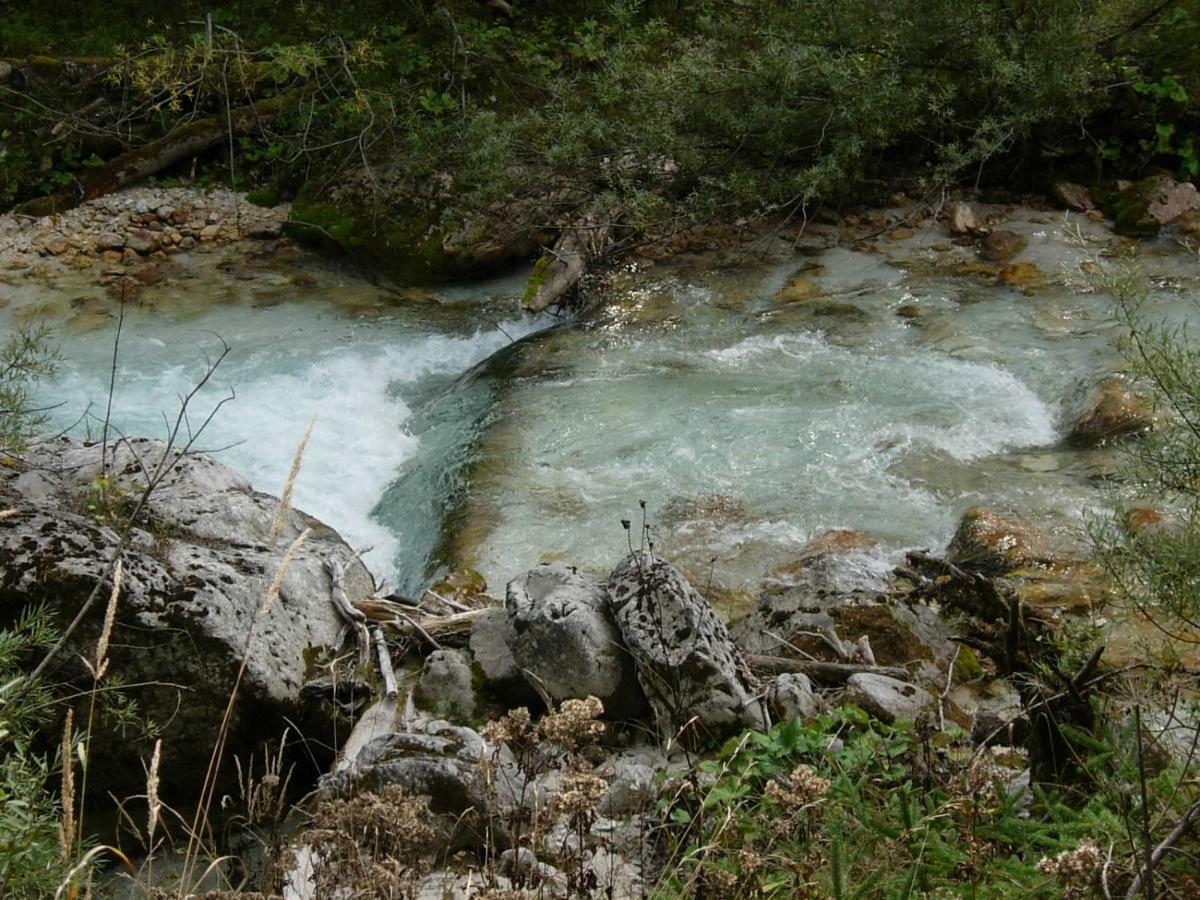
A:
843;673;933;724
607;552;766;744
0;435;373;800
504;562;645;717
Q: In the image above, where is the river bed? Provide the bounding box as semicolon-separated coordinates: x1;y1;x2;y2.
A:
7;204;1199;602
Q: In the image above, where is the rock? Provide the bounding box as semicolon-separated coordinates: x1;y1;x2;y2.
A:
607;552;765;742
469;607;520;683
319;720;520;851
0;436;374;803
0;62;10;82
416;650;477;723
946;507;1061;575
155;205;175;221
1051;181;1095;212
999;261;1046;290
206;210;222;225
980;230;1027;262
768;672;818;722
125;228;158;254
947;203;977;236
896;303;924;320
95;232;124;251
43;239;69;256
601;763;658;817
200;224;221;241
505;562;645;716
1107;174;1200;236
775;274;822;303
843;673;933;724
1069;377;1156;444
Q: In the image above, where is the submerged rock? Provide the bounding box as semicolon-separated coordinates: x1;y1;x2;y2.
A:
607;552;766;743
980;230;1027;262
0;435;373;800
505;562;645;717
947;507;1052;575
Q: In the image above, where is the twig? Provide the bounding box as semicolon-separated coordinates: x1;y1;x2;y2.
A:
372;627;397;700
1124;798;1200;899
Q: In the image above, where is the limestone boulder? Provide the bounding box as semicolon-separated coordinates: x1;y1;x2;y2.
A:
607;552;766;743
0;435;373;801
416;650;477;723
505;562;645;717
843;673;933;724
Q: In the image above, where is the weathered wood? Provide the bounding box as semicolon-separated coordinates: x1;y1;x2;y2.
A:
523;208;623;312
372;626;398;700
746;654;911;684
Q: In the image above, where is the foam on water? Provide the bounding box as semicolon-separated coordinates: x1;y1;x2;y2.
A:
38;300;543;581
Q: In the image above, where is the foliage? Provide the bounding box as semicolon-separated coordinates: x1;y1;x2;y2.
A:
0;605;71;898
1090;257;1200;643
655;707;1197;898
0;325;60;456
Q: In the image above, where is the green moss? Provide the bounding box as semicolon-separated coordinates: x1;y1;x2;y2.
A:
1104;178;1163;237
245;187;281;208
953;645;985;682
522;254;553;306
285;193;464;282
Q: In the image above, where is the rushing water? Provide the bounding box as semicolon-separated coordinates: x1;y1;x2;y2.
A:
11;210;1200;598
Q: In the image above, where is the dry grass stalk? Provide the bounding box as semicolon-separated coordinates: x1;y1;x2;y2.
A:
87;558;122;681
267;417;315;546
146;739;163;847
59;708;76;860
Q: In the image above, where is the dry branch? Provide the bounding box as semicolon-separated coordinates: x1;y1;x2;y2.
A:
746;654;911;684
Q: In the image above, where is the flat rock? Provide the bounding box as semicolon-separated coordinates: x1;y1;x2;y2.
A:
844;673;933;723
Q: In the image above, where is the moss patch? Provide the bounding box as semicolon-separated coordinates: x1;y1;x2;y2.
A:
522;254;553;306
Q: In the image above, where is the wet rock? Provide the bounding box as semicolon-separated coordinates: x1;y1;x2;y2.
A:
1051;181;1096;212
416;650;477;723
768;672;818;722
946;507;1078;577
980;230;1027;262
948;203;977;236
843;673;933;724
999;261;1046;291
896;303;924;320
1069;377;1156;445
505;562;645;716
0;435;373;802
775;273;822;303
95;232;124;251
1107;174;1200;236
607;552;765;742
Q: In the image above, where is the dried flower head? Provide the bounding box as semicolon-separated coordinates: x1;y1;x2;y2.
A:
482;706;532;745
548;771;608;819
1036;838;1101;886
765;764;830;810
536;696;605;749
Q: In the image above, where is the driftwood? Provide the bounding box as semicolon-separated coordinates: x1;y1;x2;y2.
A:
746;654;911;685
523;208;623;312
17;90;298;217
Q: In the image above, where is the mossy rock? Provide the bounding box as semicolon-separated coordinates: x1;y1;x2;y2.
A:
285;194;459;281
245;187;282;208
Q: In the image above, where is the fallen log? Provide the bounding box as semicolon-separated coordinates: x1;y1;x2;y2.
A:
16;90;299;217
522;207;623;312
746;654;911;684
